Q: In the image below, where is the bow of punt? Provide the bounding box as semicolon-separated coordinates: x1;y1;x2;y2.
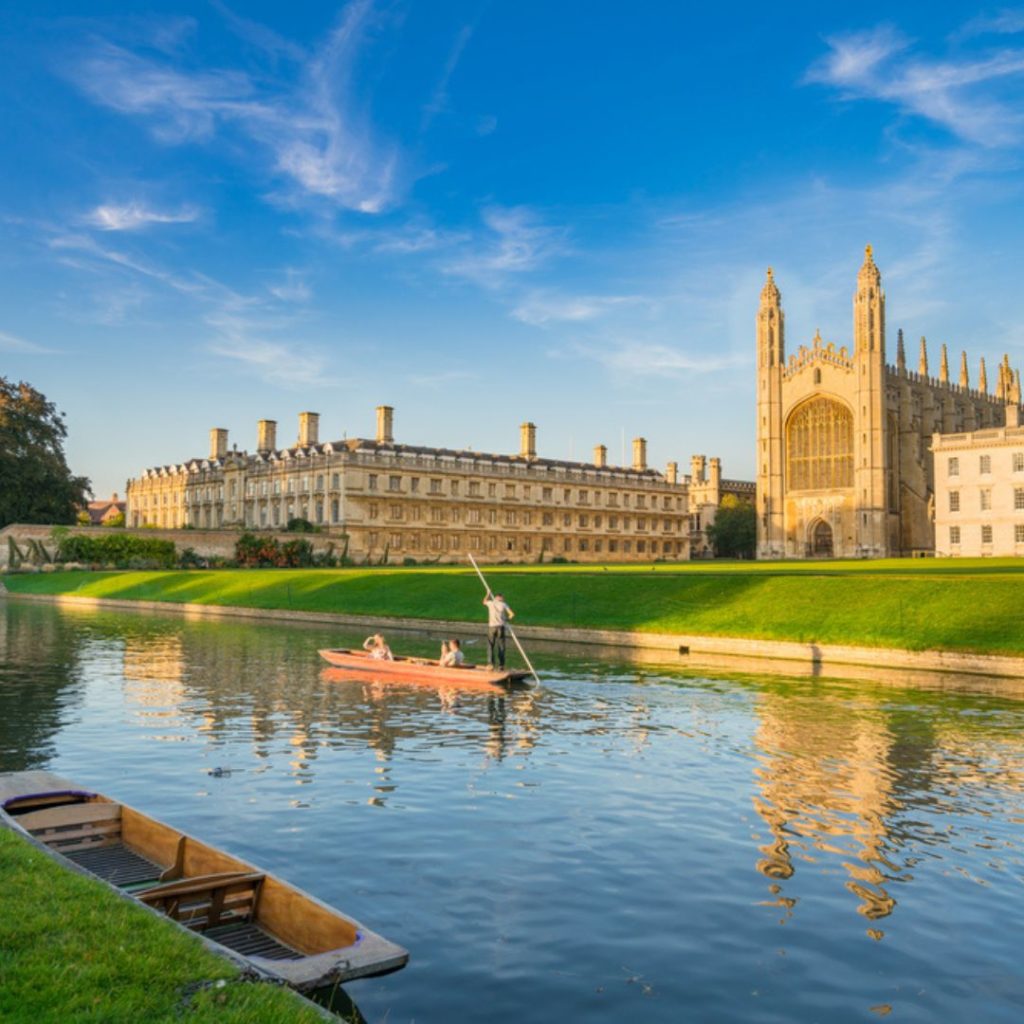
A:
0;770;408;991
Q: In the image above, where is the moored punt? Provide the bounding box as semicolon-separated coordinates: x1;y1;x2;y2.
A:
0;770;408;991
318;648;533;686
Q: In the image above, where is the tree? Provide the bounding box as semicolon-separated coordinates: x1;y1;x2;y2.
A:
706;498;756;559
0;377;91;529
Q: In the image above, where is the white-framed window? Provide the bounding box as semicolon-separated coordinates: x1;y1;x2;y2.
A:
982;524;993;544
948;456;959;476
949;491;960;512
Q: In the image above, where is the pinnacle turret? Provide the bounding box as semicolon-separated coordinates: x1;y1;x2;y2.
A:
979;357;988;394
939;344;949;384
896;328;906;372
918;337;928;376
959;350;969;389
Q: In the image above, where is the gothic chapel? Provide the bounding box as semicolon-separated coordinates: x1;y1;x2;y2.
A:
756;247;1023;558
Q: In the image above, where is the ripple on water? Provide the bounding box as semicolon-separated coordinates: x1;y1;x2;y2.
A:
3;601;1024;1023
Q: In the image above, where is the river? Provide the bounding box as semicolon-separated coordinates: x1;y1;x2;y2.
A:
2;599;1023;1023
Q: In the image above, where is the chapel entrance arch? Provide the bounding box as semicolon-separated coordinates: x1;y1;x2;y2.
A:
810;519;834;558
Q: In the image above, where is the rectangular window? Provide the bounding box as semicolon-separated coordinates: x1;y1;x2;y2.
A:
331;473;340;488
579;539;589;552
368;504;379;520
579;490;589;505
469;481;481;496
390;504;403;520
316;474;324;490
543;487;553;501
488;483;497;497
389;475;401;492
563;488;571;503
980;455;992;474
1016;488;1024;511
563;513;571;526
636;495;646;509
949;526;960;545
505;511;517;526
608;493;618;507
982;524;993;544
578;514;589;527
390;533;402;548
430;479;442;494
368;474;378;491
505;484;516;499
331;499;340;523
468;509;482;524
949;491;960;512
431;508;445;523
489;510;497;524
609;539;618;553
410;477;420;493
980;489;992;511
542;512;553;526
948;457;959;476
609;515;618;529
637;540;646;553
1014;453;1024;473
451;480;460;495
1016;524;1024;543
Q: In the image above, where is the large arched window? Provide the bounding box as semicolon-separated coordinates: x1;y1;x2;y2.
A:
786;397;854;491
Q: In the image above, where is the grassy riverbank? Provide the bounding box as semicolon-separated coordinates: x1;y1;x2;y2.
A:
5;558;1024;655
0;828;329;1023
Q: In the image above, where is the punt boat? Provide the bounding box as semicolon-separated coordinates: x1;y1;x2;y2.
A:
318;648;532;686
0;770;408;991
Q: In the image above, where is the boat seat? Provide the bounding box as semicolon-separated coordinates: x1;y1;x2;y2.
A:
20;802;123;854
138;871;265;932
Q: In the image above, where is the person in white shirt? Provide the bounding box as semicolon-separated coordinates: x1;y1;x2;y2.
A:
483;592;514;670
362;633;394;660
440;638;465;667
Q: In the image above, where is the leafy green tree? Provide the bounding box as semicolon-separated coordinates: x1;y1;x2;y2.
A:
0;377;90;528
706;497;756;559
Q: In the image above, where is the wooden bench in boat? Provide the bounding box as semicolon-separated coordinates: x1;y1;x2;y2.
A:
138;871;265;931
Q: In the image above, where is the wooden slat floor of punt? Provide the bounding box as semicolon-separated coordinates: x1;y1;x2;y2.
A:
64;843;162;888
205;921;303;961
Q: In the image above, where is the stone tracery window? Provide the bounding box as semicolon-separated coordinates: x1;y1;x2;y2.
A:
786;398;854;490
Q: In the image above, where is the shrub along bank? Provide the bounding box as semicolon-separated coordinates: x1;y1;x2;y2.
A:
0;827;328;1024
5;560;1024;656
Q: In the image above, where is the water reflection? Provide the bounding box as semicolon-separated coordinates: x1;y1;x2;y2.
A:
5;599;1024;1023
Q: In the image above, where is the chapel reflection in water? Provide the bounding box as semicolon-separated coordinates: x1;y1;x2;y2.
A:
749;680;1024;928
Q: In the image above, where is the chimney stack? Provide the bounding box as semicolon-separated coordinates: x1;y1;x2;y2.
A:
520;422;537;460
376;405;394;444
257;419;277;454
209;428;228;460
691;454;706;484
298;411;320;447
593;444;607;468
632;437;647;472
666;461;678;485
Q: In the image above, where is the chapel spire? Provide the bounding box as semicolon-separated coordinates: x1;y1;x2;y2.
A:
979;357;988;394
896;328;906;373
757;266;784;369
918;337;929;376
854;244;884;358
959;351;969;389
939;344;949;384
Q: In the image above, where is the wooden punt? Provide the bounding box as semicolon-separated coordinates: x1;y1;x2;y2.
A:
318;648;532;686
0;770;408;991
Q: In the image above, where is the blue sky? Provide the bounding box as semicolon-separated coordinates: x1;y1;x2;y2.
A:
4;2;1024;497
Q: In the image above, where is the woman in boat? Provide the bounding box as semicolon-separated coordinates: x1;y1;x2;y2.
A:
363;633;394;660
439;638;465;667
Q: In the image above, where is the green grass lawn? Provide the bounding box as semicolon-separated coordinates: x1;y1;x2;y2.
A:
0;828;331;1024
5;558;1024;655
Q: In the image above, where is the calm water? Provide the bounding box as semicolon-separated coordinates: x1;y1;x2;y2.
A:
2;601;1024;1023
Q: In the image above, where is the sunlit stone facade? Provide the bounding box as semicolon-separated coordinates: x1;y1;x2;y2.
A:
932;417;1024;557
757;247;1024;559
126;408;739;564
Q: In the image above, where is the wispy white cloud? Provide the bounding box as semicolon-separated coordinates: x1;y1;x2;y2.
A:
573;339;748;378
806;23;1024;146
421;24;474;132
211;0;307;63
443;206;568;287
85;201;199;231
67;1;400;213
268;268;312;303
957;9;1024;40
0;330;55;354
512;292;649;326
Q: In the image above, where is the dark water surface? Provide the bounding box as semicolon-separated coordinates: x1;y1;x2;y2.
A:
2;600;1024;1023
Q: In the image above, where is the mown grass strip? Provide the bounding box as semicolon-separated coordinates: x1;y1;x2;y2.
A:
5;559;1024;655
0;827;329;1024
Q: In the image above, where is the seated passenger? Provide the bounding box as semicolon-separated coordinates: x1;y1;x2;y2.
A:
363;633;394;661
439;638;465;667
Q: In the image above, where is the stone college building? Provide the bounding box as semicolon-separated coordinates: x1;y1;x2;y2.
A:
756;247;1024;559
